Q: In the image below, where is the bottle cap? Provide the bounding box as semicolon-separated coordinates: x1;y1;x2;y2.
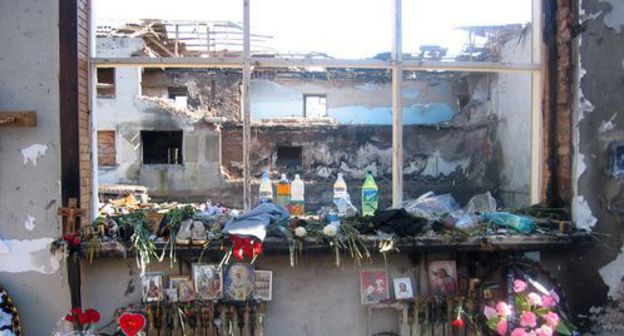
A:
281;173;287;180
337;172;343;179
295;174;300;179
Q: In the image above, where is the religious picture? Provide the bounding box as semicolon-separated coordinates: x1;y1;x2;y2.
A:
141;272;164;302
253;270;273;301
360;269;389;304
192;264;222;300
178;280;196;302
392;276;414;300
169;275;190;290
165;288;178;302
428;260;458;297
224;263;254;301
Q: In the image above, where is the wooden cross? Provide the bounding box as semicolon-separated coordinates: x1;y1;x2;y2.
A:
58;198;86;235
0;111;37;127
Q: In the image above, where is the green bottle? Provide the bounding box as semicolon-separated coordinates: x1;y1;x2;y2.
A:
361;171;378;216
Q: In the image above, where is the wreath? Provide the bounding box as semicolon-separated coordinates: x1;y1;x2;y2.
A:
0;285;22;336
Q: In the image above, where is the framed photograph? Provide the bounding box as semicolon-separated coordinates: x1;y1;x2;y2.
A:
254;270;273;301
192;264;222;300
392;276;414;300
141;272;164;302
169;275;190;289
178;280;196;302
427;260;458;297
224;263;254;301
360;269;389;304
165;288;178;302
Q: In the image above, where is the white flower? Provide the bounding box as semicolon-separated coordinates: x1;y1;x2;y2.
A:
323;223;339;236
294;227;307;237
0;310;12;328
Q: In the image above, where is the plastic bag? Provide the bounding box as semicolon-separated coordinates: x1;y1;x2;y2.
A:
481;212;535;233
400;192;460;220
465;192;497;213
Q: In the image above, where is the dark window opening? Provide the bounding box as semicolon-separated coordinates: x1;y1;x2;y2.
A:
304;94;327;118
276;146;303;170
141;131;183;165
97;68;115;98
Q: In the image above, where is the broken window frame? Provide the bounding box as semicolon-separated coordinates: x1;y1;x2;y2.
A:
89;0;544;213
303;94;328;118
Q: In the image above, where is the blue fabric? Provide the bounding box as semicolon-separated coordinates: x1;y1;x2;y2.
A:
223;203;290;241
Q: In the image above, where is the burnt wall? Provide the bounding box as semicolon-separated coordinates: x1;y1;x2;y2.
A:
221;124;498;209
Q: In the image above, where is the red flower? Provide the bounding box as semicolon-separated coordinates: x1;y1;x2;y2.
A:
85;308;101;323
64;314;75;322
71;307;83;315
78;312;90;325
451;318;465;329
252;241;263;255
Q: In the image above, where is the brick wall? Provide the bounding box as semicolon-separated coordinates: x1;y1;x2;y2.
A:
78;0;91;217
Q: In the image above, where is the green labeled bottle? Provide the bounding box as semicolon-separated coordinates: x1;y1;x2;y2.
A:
361;171;378;216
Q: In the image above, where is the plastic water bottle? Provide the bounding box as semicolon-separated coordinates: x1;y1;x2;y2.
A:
333;173;349;216
276;174;291;209
361;171;378;216
259;171;273;203
290;174;305;216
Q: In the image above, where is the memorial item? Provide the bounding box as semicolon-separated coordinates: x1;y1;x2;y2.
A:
141;272;164;302
254;270;273;301
289;174;305;216
118;312;146;336
428;260;458;297
393;276;414;300
178;280;196;302
192;264;222;300
361;171;378;216
224;263;254;301
360;269;389;304
276;174;291;208
259;170;273;203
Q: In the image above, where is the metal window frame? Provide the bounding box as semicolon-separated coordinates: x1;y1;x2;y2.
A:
90;0;544;212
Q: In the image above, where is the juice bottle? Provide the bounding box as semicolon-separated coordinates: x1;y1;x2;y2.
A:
259;170;273;203
290;174;305;216
361;171;378;216
276;174;291;209
333;173;349;216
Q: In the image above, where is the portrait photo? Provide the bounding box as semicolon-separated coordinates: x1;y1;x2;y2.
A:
141;272;164;302
253;270;273;301
392;276;414;300
224;263;254;301
169;275;190;290
165;288;178;302
178;280;195;302
192;263;222;300
360;269;389;304
427;260;458;297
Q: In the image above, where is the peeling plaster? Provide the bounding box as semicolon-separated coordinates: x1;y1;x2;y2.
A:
21;143;48;166
573;195;598;230
599;113;617;133
0;238;61;274
599;245;624;300
0;240;9;255
599;0;624;33
421;151;470;177
24;214;36;231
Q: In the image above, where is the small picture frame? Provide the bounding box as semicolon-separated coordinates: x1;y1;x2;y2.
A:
254;270;273;301
192;264;222;300
169;275;190;290
165;288;178;302
427;260;458;297
141;272;164;302
224;263;254;301
360;269;390;305
392;276;414;300
178;280;196;302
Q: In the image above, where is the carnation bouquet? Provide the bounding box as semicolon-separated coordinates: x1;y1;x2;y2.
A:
483;278;575;336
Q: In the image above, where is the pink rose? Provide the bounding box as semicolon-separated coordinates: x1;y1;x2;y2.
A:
543;311;560;328
496;302;512;316
541;295;556;308
520;311;537;328
535;325;553;336
496;319;508;336
510;328;528;336
527;292;543;306
514;279;528;293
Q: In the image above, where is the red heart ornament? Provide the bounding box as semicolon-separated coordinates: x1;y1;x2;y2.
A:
118;312;146;336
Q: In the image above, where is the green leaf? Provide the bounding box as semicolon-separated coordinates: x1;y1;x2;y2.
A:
515;295;530;312
486;317;501;331
555;319;574;336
